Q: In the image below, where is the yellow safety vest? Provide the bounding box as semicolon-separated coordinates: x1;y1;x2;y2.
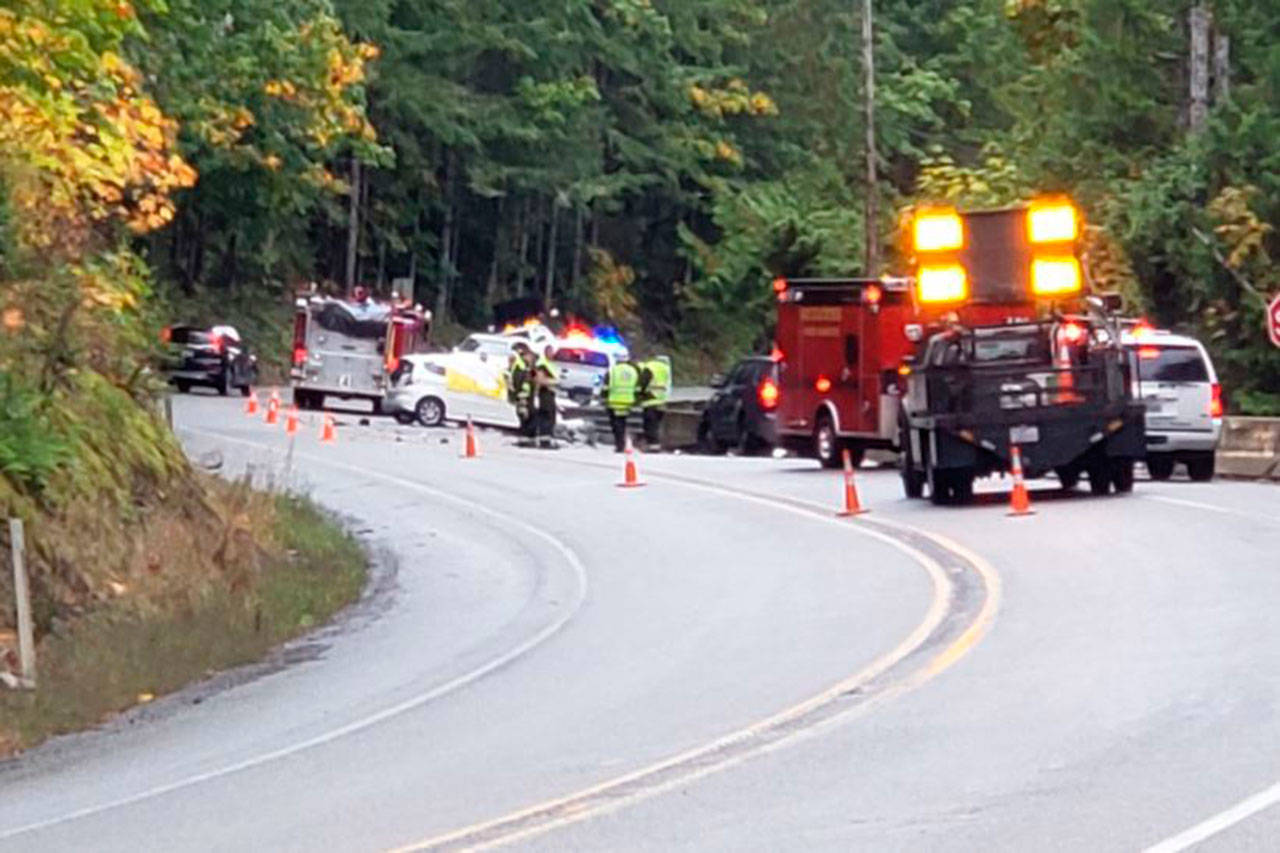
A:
640;359;671;408
606;362;640;411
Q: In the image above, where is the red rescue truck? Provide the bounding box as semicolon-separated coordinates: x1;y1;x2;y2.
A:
775;198;1145;503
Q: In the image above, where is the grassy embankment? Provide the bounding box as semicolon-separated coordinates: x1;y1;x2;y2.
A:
0;360;365;758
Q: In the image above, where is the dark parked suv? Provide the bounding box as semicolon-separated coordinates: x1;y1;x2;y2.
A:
698;356;780;453
164;324;257;396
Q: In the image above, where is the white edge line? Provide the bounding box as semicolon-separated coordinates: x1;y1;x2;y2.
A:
1144;781;1280;853
0;429;590;843
399;477;993;851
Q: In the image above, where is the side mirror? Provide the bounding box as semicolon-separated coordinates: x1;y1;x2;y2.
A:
709;373;727;389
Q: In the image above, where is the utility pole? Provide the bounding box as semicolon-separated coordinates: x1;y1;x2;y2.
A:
862;0;879;275
345;156;361;293
1188;2;1211;134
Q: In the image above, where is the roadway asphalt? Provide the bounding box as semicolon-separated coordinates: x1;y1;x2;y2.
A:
1;394;1278;851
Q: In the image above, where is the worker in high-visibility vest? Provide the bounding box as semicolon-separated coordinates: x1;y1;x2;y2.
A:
637;355;672;451
509;343;536;446
532;345;559;449
603;357;641;452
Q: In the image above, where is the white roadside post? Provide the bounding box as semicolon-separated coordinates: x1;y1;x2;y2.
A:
9;518;36;689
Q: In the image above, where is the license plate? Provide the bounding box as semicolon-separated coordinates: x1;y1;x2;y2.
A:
1010;425;1040;444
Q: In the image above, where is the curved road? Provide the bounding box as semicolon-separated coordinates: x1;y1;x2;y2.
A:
1;394;1278;851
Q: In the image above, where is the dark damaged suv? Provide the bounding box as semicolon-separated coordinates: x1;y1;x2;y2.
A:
164;324;258;396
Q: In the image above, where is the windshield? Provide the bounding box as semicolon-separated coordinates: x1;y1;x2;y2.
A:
972;334;1045;363
553;348;609;368
1133;345;1209;382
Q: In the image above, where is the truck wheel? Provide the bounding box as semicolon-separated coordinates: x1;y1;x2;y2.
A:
898;411;925;499
951;470;975;504
1147;455;1174;481
698;419;725;455
1186;453;1216;482
813;414;840;469
1087;459;1112;495
175;380;191;394
1111;458;1136;493
927;460;951;506
415;396;445;428
371;398;384;416
216;371;230;396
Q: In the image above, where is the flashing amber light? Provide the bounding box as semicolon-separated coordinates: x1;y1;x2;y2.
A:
772;277;788;294
917;264;968;304
1210;382;1224;418
1028;199;1079;244
562;324;593;343
863;284;882;306
1060;321;1085;344
1132;320;1155;339
1138;346;1161;360
1031;255;1082;296
897;363;913;377
758;377;780;410
814;376;832;393
912;207;964;253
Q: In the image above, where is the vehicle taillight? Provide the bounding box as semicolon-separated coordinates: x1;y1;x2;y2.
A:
210;333;225;354
1210;383;1223;418
1059;321;1085;344
758;377;779;410
293;346;307;366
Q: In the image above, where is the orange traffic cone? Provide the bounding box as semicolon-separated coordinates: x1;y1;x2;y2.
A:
462;417;479;459
1008;445;1035;517
320;413;336;444
284;405;299;437
244;389;259;416
617;438;645;488
837;448;869;516
265;390;280;426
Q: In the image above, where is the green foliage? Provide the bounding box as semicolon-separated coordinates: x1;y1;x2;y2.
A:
0;373;68;494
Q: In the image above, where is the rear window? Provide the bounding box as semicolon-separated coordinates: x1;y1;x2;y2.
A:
553;348;609;368
170;328;211;345
1133;345;1209;382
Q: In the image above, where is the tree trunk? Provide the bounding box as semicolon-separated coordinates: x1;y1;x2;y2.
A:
544;197;560;309
485;200;503;308
1188;2;1211;134
433;152;455;325
345;156;361;292
570;205;585;296
861;0;880;275
515;199;531;294
1213;29;1230;104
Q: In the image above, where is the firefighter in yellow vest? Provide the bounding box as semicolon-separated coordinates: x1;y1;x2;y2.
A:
532;345;559;449
603;357;641;452
509;343;536;447
637;355;672;451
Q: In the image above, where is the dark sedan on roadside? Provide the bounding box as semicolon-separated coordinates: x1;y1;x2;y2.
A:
698;356;780;454
164;324;257;396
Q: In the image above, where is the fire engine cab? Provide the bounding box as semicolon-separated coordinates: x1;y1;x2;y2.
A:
775;197;1146;504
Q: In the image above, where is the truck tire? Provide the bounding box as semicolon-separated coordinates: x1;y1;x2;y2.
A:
1087;459;1112;495
698;418;725;455
813;413;840;469
1111;458;1136;493
415;396;446;428
1146;455;1174;481
898;409;925;499
1186;453;1215;482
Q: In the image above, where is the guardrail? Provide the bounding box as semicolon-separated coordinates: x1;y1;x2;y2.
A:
1217;417;1280;481
644;405;1280;482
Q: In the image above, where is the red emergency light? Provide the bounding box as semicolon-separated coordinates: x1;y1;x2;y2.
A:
814;376;832;394
772;277;788;294
758;377;780;410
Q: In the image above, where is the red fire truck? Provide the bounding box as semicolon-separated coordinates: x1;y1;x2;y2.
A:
775;197;1145;503
290;291;430;411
